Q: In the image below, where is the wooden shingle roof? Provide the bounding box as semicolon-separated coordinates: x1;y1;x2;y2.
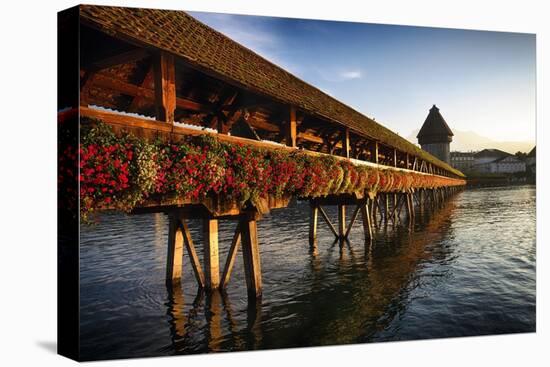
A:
79;5;464;177
417;105;454;144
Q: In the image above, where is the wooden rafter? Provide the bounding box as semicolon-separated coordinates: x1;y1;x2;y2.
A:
84;48;149;72
83;72;212;113
127;67;154;112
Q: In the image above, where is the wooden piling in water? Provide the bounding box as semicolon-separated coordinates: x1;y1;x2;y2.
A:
181;219;205;288
166;214;184;285
338;204;346;241
220;222;241;288
361;199;373;240
203;219;220;289
309;202;319;248
240;214;263;297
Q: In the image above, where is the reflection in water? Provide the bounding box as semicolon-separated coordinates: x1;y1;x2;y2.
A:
80;185;536;360
165;287;263;353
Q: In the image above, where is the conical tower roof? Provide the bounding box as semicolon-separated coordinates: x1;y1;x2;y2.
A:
417;105;453;145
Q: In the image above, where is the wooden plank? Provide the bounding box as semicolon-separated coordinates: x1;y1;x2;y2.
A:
180;219;205;288
318;205;338;238
153;51;176;122
166;215;184;285
220;222;242;288
203;219;220;289
240;216;262;297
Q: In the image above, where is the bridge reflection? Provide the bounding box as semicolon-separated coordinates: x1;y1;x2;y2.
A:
164;194;459;352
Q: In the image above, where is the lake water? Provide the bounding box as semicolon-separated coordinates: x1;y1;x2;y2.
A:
79;185;536;360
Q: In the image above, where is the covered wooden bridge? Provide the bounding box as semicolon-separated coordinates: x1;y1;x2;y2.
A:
59;5;465;298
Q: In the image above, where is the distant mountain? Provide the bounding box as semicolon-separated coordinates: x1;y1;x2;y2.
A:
406;129;535;154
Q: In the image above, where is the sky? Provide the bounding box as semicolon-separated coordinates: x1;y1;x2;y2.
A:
190;11;536;144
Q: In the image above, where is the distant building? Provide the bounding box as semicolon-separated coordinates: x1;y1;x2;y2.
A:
417;105;453;164
472;149;526;174
526;146;536;175
450;151;475;172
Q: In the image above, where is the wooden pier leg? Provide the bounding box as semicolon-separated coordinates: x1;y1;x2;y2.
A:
181;219;205;288
371;196;377;225
241;214;262;297
385;194;390;222
220;222;241;289
338;204;346;241
166;214;184;286
309;202;319;249
393;193;398;223
361;200;373;240
419;189;424;215
406;193;414;222
203;219;220;289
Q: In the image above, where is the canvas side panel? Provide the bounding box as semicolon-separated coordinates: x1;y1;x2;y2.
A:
57;5;80;361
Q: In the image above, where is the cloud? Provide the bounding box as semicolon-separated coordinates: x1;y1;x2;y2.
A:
314;66;364;82
339;70;362;80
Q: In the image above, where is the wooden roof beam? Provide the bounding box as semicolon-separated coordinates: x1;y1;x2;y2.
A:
85;48;150;72
84;72;213;113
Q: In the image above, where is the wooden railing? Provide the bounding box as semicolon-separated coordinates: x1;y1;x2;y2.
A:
74;106;466;182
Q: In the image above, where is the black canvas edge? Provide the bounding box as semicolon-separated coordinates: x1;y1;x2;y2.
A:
57;4;81;361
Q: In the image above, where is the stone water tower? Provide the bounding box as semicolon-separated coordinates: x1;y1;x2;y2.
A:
417;105;454;164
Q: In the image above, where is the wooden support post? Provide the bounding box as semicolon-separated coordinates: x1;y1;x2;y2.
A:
374;142;379;164
406;194;412;219
286;106;297;148
393;149;398;167
342;127;350;158
203;219;220;289
371;197;377;225
153;51;176;123
220;222;242;289
344;204;361;239
181;219;205;288
339;128;350;242
338;204;346;240
166;214;184;285
241;214;262;297
309;202;319;248
318;206;339;238
385;194;390;221
393;193;398;222
361;200;373;240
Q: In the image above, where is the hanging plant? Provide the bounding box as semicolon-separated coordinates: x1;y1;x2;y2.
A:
73;121;466;221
